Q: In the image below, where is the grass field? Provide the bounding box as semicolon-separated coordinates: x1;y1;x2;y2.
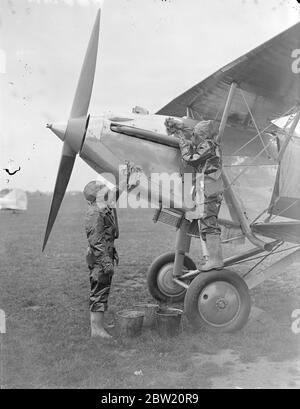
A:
1;193;300;389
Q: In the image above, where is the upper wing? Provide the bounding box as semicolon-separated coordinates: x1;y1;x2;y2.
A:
157;22;300;130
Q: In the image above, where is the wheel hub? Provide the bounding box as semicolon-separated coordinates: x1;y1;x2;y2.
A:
198;281;241;327
215;298;228;310
157;263;186;297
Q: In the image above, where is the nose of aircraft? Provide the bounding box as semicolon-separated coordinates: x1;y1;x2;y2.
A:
46;122;67;142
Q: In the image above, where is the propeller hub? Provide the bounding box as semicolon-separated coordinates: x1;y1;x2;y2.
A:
48;122;67;142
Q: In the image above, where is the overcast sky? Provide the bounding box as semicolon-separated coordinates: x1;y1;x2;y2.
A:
0;0;298;192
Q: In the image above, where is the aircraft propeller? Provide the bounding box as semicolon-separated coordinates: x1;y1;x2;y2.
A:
42;10;101;251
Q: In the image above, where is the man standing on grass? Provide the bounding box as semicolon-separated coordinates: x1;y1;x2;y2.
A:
83;165;141;339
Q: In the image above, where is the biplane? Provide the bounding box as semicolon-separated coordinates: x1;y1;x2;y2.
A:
43;10;300;332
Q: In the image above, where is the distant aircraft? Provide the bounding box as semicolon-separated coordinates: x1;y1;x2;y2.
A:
43;10;300;332
0;189;28;212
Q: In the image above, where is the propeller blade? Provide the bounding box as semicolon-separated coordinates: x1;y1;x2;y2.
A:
42;143;76;251
70;9;100;118
43;10;101;251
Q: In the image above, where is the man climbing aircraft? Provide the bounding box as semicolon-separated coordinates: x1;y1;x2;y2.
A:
165;118;224;271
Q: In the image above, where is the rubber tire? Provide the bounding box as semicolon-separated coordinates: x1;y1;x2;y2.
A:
184;269;251;333
147;252;196;303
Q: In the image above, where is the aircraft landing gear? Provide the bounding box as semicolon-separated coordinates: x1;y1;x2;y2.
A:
148;216;251;332
147;252;196;302
184;269;251;332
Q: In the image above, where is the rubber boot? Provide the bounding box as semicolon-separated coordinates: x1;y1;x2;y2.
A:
90;312;112;339
200;234;224;272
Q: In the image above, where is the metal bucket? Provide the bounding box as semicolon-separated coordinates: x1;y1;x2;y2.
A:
155;307;183;337
133;303;159;328
116;310;144;338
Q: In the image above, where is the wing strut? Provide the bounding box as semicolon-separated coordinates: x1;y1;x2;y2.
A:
277;107;300;162
214;82;270;250
216;82;240;224
186;107;195;120
222;170;270;250
216;82;237;143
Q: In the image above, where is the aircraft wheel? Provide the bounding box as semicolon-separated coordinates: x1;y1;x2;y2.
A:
147;252;196;303
184;270;251;332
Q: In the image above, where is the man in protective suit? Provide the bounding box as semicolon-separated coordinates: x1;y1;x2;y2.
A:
165;118;224;271
84;165;141;339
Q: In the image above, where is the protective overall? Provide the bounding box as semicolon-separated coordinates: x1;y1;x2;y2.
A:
84;181;118;313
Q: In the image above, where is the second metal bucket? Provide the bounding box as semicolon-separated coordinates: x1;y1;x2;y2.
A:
115;310;144;338
155;307;183;337
133;303;159;328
